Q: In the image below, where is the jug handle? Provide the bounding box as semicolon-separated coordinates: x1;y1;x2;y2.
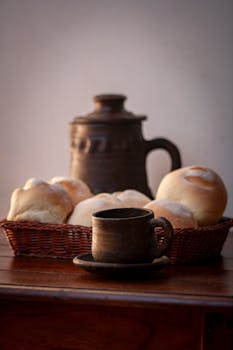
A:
145;137;182;170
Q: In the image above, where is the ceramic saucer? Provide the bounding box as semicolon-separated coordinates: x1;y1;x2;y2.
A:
73;254;170;278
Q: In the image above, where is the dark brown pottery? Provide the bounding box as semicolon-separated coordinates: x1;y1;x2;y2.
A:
91;207;173;264
70;94;181;197
73;254;170;278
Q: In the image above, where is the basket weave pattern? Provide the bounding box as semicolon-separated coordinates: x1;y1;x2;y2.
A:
0;221;92;259
156;217;233;263
1;218;232;263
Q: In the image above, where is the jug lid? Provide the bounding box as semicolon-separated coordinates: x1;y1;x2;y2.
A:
72;94;147;124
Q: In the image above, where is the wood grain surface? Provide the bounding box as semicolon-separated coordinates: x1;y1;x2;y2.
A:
0;228;232;350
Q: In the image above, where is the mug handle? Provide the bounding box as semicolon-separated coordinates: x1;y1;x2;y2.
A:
150;216;173;258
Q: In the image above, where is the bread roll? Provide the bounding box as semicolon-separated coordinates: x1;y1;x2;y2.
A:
24;178;46;189
68;193;125;227
50;176;93;206
7;178;73;224
156;166;227;226
144;198;198;228
112;189;151;208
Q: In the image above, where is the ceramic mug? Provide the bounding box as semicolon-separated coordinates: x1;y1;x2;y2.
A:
91;207;173;263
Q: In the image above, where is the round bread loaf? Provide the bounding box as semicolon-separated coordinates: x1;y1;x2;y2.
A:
50;176;93;206
156;166;227;226
67;193;125;227
7;178;73;224
23;178;46;189
144;198;198;228
112;189;151;208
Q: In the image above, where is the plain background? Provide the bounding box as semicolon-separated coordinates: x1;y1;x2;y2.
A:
0;0;232;218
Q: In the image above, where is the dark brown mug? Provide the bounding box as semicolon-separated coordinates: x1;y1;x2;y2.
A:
91;207;173;264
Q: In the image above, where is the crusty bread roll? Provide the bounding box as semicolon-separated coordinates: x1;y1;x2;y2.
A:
144;198;198;228
7;178;73;224
112;189;151;208
23;178;46;189
156;166;227;226
50;176;93;206
68;193;125;227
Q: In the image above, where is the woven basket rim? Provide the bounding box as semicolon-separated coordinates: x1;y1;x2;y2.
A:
1;216;232;234
0;219;91;231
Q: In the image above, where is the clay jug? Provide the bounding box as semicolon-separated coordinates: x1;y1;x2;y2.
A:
70;94;181;197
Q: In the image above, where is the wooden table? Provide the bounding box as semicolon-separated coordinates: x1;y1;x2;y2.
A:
0;228;232;350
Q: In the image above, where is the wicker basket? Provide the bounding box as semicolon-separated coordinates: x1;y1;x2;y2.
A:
0;220;92;259
1;217;232;263
156;217;233;264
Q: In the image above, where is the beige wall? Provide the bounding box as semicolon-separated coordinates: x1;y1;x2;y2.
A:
0;0;232;218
